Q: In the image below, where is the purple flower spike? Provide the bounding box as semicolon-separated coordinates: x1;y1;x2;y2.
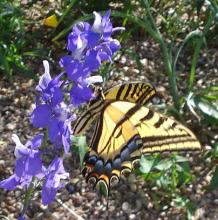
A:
42;157;69;205
0;134;44;190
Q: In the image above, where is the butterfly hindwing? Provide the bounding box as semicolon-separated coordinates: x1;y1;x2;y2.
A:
82;101;201;194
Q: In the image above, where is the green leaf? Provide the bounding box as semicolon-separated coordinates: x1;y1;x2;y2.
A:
155;159;173;171
209;165;218;191
212;142;218;158
72;135;87;166
187;92;218;124
139;156;156;173
77;136;87;166
173;196;194;220
173;155;188;163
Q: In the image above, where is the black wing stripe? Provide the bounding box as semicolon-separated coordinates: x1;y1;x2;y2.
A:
142;134;196;148
140;109;154;121
91;115;103;151
73;100;104;134
131;84;138;98
116;84;125;100
154;116;165;128
123;83;132;100
137;87;155;104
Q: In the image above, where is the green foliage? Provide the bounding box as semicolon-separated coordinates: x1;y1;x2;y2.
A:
173;196;194;220
207;142;218;190
209;165;218;191
187;89;218;125
0;1;49;80
140;154;193;191
0;1;27;80
139;154;194;217
71;135;88;166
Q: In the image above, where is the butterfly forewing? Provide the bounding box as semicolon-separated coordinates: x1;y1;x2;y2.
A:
73;82;156;135
104;82;156;105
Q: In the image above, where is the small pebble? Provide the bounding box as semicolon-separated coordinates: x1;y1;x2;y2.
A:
122;201;131;213
129;213;136;220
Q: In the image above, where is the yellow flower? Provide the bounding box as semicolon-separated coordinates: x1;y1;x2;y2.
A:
43;14;58;28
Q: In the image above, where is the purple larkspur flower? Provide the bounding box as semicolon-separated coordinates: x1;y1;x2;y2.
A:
36;60;64;106
42;157;69;205
31;61;76;152
31;102;75;153
47;103;75;153
62;10;122;69
0;134;44;190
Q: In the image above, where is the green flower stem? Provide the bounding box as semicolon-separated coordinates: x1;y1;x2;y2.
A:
20;177;36;216
141;0;180;110
160;40;180;110
188;9;214;92
56;0;78;28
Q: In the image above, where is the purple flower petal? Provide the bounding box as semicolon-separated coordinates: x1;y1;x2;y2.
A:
70;84;93;105
15;157;26;177
92;10;112;40
51;87;63;106
41;157;69;205
26;133;44;149
36;61;52;92
67;32;79;52
0;175;19;190
26;151;42;175
59;55;73;68
102;11;113;39
73;22;91;35
31;104;52;128
42;184;58;205
18;215;26;220
48;119;60;143
84;49;101;71
62;121;71;154
107;39;121;54
86;31;100;47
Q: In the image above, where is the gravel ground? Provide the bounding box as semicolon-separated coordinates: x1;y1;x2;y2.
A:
0;38;218;220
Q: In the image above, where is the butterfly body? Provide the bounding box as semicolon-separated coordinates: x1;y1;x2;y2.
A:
73;82;201;194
